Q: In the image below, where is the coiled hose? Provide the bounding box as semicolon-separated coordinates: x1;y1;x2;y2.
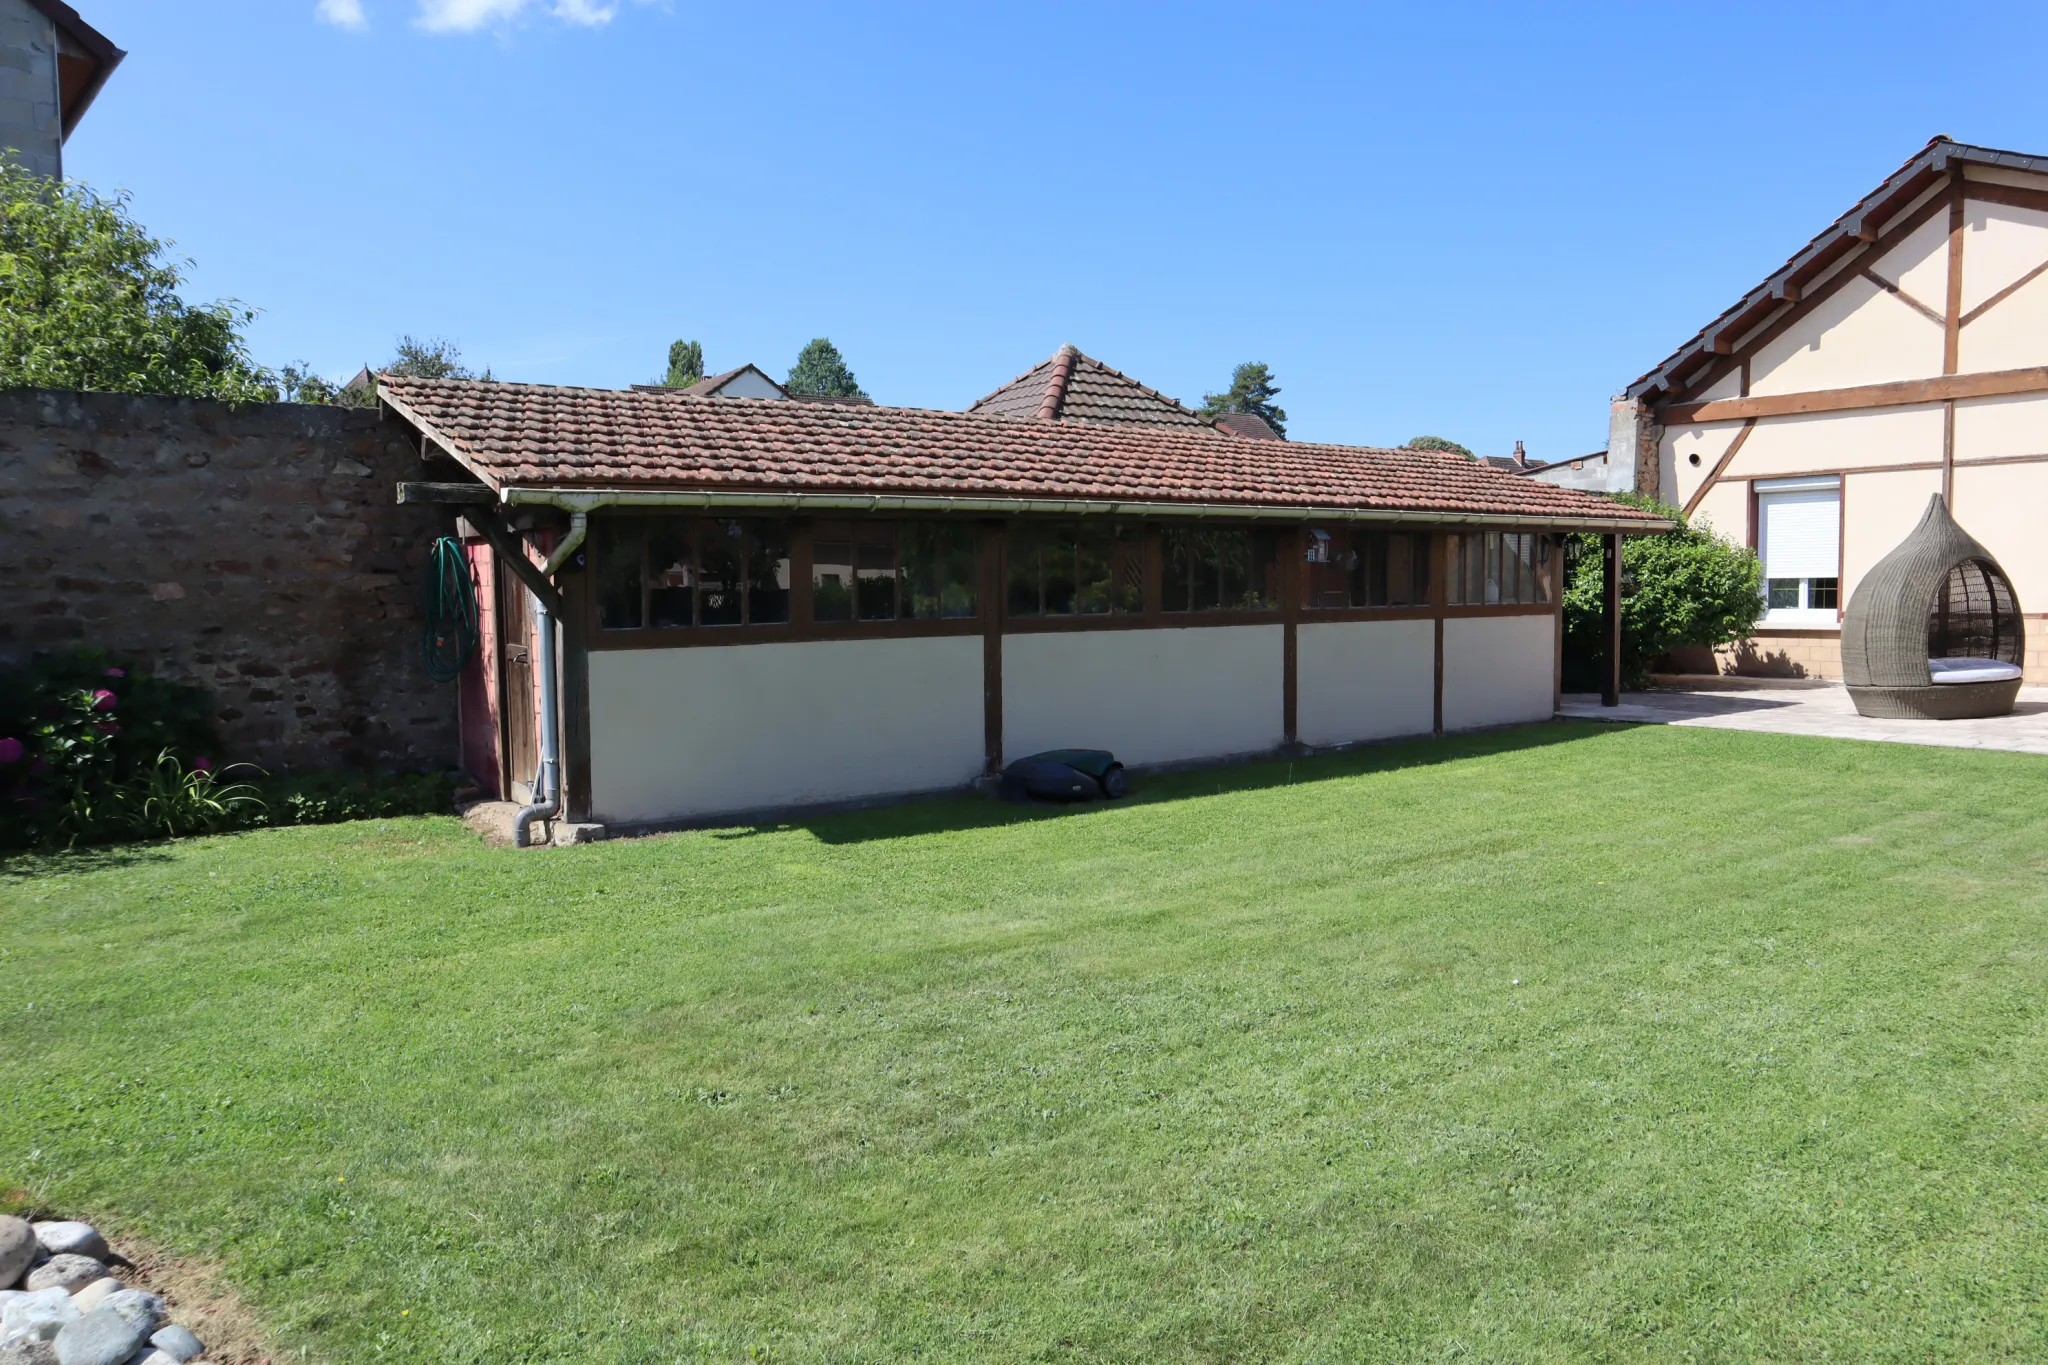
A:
422;536;481;683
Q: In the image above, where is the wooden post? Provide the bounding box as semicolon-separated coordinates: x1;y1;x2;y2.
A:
1601;531;1622;707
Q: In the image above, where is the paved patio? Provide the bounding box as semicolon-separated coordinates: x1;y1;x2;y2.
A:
1560;677;2048;756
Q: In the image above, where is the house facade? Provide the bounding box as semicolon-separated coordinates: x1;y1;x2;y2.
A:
0;0;120;180
380;375;1662;835
1615;137;2048;681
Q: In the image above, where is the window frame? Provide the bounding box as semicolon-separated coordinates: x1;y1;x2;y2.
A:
1754;475;1844;627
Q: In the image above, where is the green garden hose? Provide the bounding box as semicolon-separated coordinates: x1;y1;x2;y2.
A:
422;536;481;683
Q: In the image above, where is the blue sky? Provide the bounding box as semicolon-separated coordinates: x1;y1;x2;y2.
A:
58;1;2048;456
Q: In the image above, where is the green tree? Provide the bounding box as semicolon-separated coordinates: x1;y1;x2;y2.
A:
1407;435;1475;459
0;164;273;401
384;335;475;379
1562;493;1765;690
1200;362;1287;436
664;339;705;388
786;337;867;398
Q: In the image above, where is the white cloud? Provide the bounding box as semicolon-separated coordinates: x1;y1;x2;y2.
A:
316;0;369;29
413;0;629;31
415;0;528;32
551;0;618;23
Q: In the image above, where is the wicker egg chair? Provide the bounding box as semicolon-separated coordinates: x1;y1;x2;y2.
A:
1841;494;2025;720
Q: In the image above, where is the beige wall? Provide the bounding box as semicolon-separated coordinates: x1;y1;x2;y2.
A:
1004;625;1284;767
1728;405;1945;476
1952;461;2048;609
1295;618;1436;747
1843;466;1942;592
588;637;986;824
1441;614;1555;731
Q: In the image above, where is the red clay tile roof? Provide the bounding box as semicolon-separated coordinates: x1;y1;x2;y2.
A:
968;345;1210;429
379;375;1666;527
1213;412;1284;441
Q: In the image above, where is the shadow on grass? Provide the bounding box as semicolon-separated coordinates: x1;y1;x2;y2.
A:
713;720;1637;846
0;842;178;880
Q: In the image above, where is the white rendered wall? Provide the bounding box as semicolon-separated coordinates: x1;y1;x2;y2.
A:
1295;619;1435;747
588;636;985;824
1441;615;1555;732
714;369;787;399
1003;625;1283;767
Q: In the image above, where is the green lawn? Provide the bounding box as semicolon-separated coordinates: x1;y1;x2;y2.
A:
5;723;2048;1363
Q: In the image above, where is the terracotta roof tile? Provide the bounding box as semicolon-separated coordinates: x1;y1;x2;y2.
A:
967;345;1209;429
380;375;1666;527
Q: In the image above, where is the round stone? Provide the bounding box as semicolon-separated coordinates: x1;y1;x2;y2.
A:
58;1284;117;1318
0;1220;34;1292
20;1263;100;1298
0;1286;77;1345
50;1308;147;1365
22;1232;103;1269
93;1293;160;1337
145;1325;202;1364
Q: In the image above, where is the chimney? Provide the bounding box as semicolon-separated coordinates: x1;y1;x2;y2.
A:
1512;439;1527;469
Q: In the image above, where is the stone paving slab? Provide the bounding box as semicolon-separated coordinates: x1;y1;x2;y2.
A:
1560;681;2048;756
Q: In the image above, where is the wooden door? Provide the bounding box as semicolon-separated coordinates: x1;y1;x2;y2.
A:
496;558;538;801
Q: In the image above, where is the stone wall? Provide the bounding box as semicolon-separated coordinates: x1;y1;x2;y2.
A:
0;0;63;180
0;388;458;773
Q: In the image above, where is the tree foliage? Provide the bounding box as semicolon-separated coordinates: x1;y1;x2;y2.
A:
0;164;273;401
664;339;705;388
384;335;476;379
1408;435;1475;459
1562;493;1765;690
1200;362;1287;436
786;337;866;398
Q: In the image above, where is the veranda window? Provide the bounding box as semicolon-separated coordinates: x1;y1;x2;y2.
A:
1007;521;1145;616
1303;528;1430;608
813;520;979;622
1160;527;1280;613
596;516;792;629
1447;531;1549;606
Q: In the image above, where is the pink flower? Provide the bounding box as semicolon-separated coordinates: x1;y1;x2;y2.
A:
104;667;125;678
0;737;21;765
91;689;117;711
192;756;213;772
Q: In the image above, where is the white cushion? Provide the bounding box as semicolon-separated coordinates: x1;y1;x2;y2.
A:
1927;657;2022;684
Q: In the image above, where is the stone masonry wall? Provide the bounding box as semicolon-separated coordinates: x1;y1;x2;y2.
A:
0;388;457;773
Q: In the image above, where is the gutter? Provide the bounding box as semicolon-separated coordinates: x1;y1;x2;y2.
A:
497;487;1672;535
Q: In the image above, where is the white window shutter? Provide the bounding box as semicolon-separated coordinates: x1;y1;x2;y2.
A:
1759;489;1840;579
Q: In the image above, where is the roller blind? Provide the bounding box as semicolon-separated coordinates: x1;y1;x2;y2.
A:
1758;488;1840;579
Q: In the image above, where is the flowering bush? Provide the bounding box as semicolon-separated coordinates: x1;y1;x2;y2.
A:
0;649;224;848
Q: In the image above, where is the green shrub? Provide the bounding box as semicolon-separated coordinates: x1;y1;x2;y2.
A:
1562;493;1764;690
2;651;453;848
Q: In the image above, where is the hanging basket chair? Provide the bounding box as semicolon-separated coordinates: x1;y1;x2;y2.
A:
1841;494;2025;719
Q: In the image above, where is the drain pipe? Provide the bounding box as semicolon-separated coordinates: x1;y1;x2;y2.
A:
513;587;561;848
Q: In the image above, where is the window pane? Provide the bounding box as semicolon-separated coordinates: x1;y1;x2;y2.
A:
1767;578;1801;610
648;521;694;628
1466;533;1486;605
596;521;644;630
813;520;854;623
1041;525;1078;615
1484;533;1502;605
1531;535;1551;604
856;524;898;621
1218;532;1250;608
1246;530;1279;610
1408;534;1431;606
1305;527;1352;609
700;520;744;626
1162;528;1198;613
1809;577;1838;611
1385;533;1414;606
1007;522;1045;617
901;521;979;621
1075;523;1116;615
1111;532;1144;613
747;520;791;624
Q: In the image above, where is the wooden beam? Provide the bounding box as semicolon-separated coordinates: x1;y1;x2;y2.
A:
466;511;565;618
1945;175;1966;375
397;481;496;505
1680;419;1757;520
1963;179;2048;216
1960;256;2048;327
1860;268;1945;326
1601;533;1621;708
1660;365;2048;425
